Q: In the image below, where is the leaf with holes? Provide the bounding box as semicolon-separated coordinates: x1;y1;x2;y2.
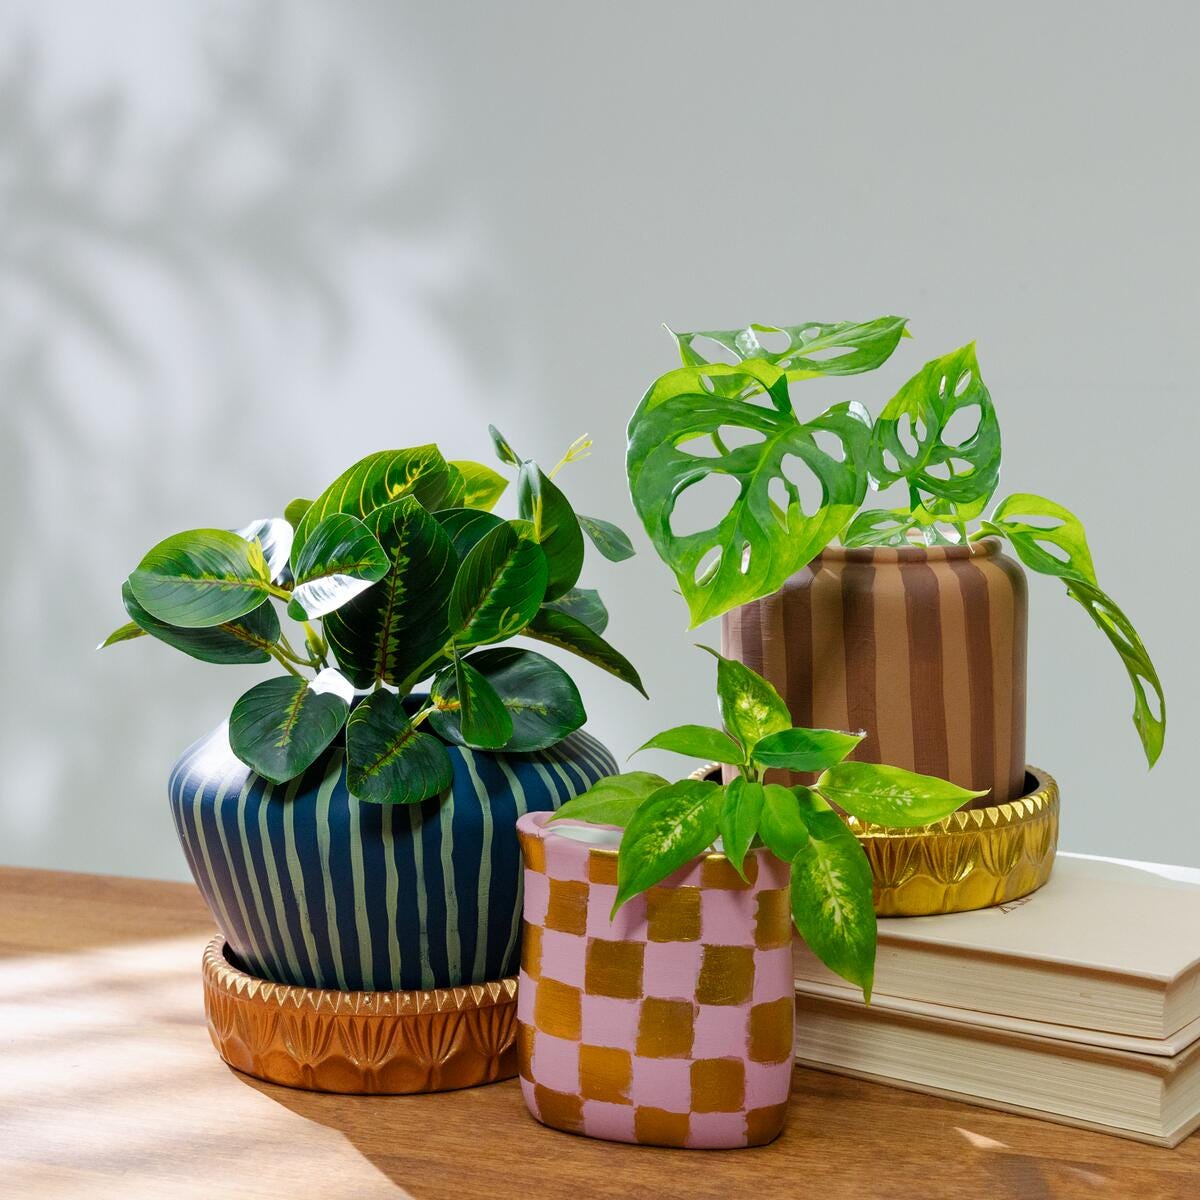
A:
613;778;724;914
345;689;453;804
578;514;635;562
235;518;294;583
840;508;923;548
551;771;669;828
627;359;871;626
869;343;1001;511
816;761;985;826
448;520;548;648
287;513;390;620
524;607;646;696
323;497;456;688
228;675;349;784
636;724;743;765
790;807;878;998
119;580;280;665
429;654;513;750
752;727;863;773
718;777;764;879
1064;577;1166;767
700;646;791;754
981;493;1098;584
670;316;909;395
517;462;584;601
448;460;508;511
128;528;274;628
545;587;608;634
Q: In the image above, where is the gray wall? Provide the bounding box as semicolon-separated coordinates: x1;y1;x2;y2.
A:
2;0;1196;881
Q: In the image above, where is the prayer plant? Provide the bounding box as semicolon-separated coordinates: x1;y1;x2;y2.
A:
626;319;1165;766
552;648;982;998
102;432;644;804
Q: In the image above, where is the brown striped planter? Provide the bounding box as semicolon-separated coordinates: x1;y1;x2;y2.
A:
721;538;1028;809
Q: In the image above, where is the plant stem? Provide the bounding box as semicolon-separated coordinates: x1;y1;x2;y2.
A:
267;647;305;679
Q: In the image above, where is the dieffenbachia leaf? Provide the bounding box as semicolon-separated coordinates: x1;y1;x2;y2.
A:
228;675;349;784
98;621;145;648
292;446;458;559
128;528;273;628
636;724;744;765
868;343;1001;511
429;653;513;750
545;587;608;634
284;498;313;527
524;607;646;696
578;514;635;562
670;317;909;393
551;771;669;827
324;497;456;689
434;508;506;560
448;460;508;511
758;784;811;861
815;761;985;827
627;358;871;626
700;646;791;754
981;493;1097;584
235;518;294;583
287;513;390;620
488;424;521;467
752;727;863;773
345;689;453;805
517;462;584;601
432;647;586;752
448;520;548;648
718;776;764;879
119;580;280;664
613;778;724;914
789;806;878;999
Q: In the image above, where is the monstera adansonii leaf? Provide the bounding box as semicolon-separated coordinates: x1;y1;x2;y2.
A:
627;359;871;627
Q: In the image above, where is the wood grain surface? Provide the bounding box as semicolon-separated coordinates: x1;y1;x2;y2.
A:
1;865;1197;1199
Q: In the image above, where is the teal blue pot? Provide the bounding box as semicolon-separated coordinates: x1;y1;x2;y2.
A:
169;721;615;993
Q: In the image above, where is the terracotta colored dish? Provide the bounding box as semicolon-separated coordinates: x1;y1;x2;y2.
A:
201;938;518;1093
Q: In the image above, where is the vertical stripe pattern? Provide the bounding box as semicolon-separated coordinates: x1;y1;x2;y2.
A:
722;538;1028;807
169;723;616;993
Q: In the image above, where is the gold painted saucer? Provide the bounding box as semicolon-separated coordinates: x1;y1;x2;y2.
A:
202;938;518;1093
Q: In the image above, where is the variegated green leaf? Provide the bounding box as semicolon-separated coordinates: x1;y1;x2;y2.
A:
815;761;984;826
448;460;508;511
551;771;669;827
545;587;608;634
752;727;863;773
434;508;506;560
448;520;548;648
235;518;294;583
228;675;349;784
701;646;791;754
288;513;390;620
98;621;145;649
345;689;453;805
429;654;513;750
488;424;521;467
578;514;635;562
517;462;584;601
524;607;646;696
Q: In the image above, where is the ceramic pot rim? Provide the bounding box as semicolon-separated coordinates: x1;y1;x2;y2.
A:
814;535;1003;565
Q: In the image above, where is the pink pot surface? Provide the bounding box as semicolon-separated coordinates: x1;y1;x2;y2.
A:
515;811;794;1149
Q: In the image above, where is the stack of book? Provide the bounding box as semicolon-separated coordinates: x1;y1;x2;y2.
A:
793;853;1200;1146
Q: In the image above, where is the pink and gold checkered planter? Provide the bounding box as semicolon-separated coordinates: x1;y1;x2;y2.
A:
515;811;794;1149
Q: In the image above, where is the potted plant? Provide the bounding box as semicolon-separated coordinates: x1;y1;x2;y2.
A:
625;320;1164;912
515;648;977;1148
102;430;644;1092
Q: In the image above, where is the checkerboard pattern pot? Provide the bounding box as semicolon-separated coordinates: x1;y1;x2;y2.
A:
515;811;794;1149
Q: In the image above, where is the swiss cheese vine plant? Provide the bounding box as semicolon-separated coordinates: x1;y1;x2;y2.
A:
552;648;982;997
102;432;644;803
626;319;1165;766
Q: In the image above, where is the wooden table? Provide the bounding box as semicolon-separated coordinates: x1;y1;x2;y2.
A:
1;867;1197;1199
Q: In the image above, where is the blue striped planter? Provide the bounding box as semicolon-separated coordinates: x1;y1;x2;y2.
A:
169;722;615;993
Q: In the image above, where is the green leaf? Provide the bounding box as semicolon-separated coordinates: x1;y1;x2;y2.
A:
627;358;870;626
718;777;763;879
345;689;453;804
98;621;145;648
551;771;669;827
545;587;608;634
128;528;273;628
752;727;863;773
448;520;548;648
430;647;585;751
982;493;1098;585
578;514;635;562
488;424;521;467
288;512;390;620
448;460;508;511
434;507;507;560
637;724;744;765
284;498;313;527
228;676;349;784
790;808;878;999
613;779;724;913
758;783;811;861
119;580;280;665
840;508;923;549
293;446;457;559
429;654;514;750
700;646;791;754
670;317;909;389
517;462;584;601
815;761;985;827
1064;577;1166;767
869;343;1001;511
524;607;647;696
235;518;294;582
323;497;456;689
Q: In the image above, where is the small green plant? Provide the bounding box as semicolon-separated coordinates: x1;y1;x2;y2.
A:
552;648;982;998
102;432;644;803
626;320;1165;765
